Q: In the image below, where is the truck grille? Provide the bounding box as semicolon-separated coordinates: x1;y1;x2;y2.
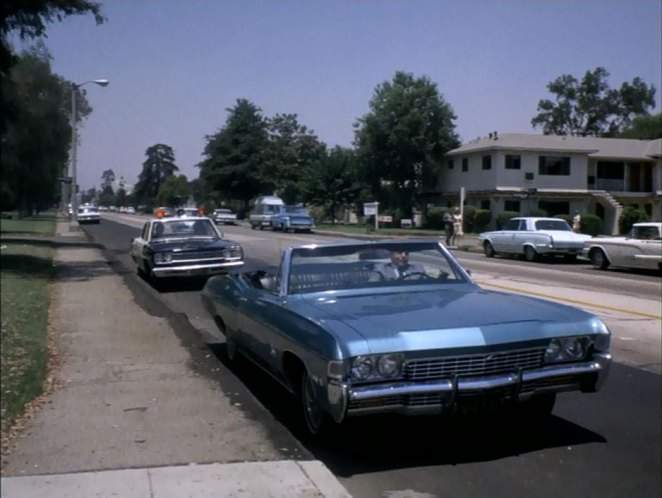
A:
404;348;545;380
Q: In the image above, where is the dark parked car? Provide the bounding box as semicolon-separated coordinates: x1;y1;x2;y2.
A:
130;214;244;280
201;239;612;435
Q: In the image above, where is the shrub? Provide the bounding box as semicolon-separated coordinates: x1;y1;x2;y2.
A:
554;213;573;225
472;209;492;232
619;206;649;234
496;211;519;229
425;206;446;230
526;208;548;217
580;213;602;236
462;205;477;233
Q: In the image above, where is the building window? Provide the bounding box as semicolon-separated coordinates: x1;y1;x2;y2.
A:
538;200;570;217
505;155;521;170
447;159;454;169
480;199;490;210
504;200;520;212
462;158;468;172
525;172;534;180
482;155;492;170
539;156;570;175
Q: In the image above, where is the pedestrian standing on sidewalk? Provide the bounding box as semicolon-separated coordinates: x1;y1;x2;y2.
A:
451;207;463;246
443;210;454;246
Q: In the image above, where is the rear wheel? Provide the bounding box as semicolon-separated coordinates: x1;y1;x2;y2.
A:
523;246;538;262
484;241;496;258
590;249;610;270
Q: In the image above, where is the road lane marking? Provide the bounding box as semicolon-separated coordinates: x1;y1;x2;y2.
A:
475;279;661;320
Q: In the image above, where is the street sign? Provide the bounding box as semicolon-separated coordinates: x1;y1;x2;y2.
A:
58;176;73;184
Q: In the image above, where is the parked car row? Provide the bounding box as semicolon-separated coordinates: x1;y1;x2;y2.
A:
478;218;661;272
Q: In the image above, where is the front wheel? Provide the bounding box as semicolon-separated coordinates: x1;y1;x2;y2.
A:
590;249;610;270
301;370;327;436
484;241;496;258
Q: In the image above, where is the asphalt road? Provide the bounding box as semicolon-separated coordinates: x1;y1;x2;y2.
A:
82;214;661;498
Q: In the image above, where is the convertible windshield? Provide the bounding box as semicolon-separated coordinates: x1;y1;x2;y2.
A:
152;219;219;240
534;219;571;231
285;241;468;294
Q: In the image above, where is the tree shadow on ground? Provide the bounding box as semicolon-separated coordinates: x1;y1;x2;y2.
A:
208;343;607;478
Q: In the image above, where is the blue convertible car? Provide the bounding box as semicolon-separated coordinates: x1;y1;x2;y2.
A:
201;240;611;435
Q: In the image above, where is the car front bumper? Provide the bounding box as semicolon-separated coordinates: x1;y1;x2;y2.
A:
152;260;244;278
326;353;611;422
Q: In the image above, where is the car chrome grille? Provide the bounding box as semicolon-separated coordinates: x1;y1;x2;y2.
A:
404;348;545;380
170;250;241;262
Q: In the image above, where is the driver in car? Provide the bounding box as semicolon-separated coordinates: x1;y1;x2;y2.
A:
379;250;426;280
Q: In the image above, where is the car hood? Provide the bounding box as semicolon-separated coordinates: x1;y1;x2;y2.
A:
150;239;237;252
293;287;600;356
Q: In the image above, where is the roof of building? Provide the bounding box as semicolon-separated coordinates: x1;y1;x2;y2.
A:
447;133;661;161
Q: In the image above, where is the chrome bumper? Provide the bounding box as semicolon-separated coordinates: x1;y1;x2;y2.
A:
327;353;611;421
152;260;244;278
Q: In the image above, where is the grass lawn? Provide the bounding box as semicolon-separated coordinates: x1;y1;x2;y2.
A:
1;213;56;431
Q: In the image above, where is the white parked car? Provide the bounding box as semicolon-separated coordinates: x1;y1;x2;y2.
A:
479;217;591;262
76;206;100;224
582;222;661;271
213;208;238;225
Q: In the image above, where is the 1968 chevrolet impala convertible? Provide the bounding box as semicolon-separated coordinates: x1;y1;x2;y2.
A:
201;240;611;435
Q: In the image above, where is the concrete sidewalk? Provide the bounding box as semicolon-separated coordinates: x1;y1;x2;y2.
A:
1;219;351;498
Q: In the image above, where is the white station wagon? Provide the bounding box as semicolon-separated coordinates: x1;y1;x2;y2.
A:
582;222;662;271
479;217;591;262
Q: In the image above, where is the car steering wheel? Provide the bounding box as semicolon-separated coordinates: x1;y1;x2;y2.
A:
399;272;432;280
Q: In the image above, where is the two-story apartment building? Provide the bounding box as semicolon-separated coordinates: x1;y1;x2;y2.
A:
433;133;661;234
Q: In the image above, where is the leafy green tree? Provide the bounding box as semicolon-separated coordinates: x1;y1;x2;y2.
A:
531;67;656;137
198;99;269;211
115;187;127;208
354;71;460;216
81;187;96;204
618;112;662;139
133;144;179;207
1;1;104;137
300;146;362;224
157;174;190;207
100;169;115;191
619;206;649;234
264;113;326;203
1;46;91;215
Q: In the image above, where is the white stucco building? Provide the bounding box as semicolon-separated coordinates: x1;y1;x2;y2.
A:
432;133;661;234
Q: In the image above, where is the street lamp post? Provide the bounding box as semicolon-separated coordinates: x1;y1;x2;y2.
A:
70;79;109;225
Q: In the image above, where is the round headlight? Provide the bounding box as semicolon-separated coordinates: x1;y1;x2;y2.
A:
563;337;586;360
545;339;561;361
351;356;373;380
376;354;402;377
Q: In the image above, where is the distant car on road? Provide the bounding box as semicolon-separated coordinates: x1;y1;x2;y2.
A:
201;239;611;436
582;222;662;271
213;208;238;225
76;205;100;224
479;217;591;261
270;205;314;232
130;212;244;281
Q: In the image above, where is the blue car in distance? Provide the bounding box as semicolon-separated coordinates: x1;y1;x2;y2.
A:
270;204;314;233
201;239;612;436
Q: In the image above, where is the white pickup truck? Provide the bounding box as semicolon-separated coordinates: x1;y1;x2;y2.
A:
582;222;662;271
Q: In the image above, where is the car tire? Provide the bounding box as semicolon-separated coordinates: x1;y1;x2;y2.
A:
301;370;327;436
523;246;538;262
484;241;496;258
590;249;610;270
251;223;256;230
